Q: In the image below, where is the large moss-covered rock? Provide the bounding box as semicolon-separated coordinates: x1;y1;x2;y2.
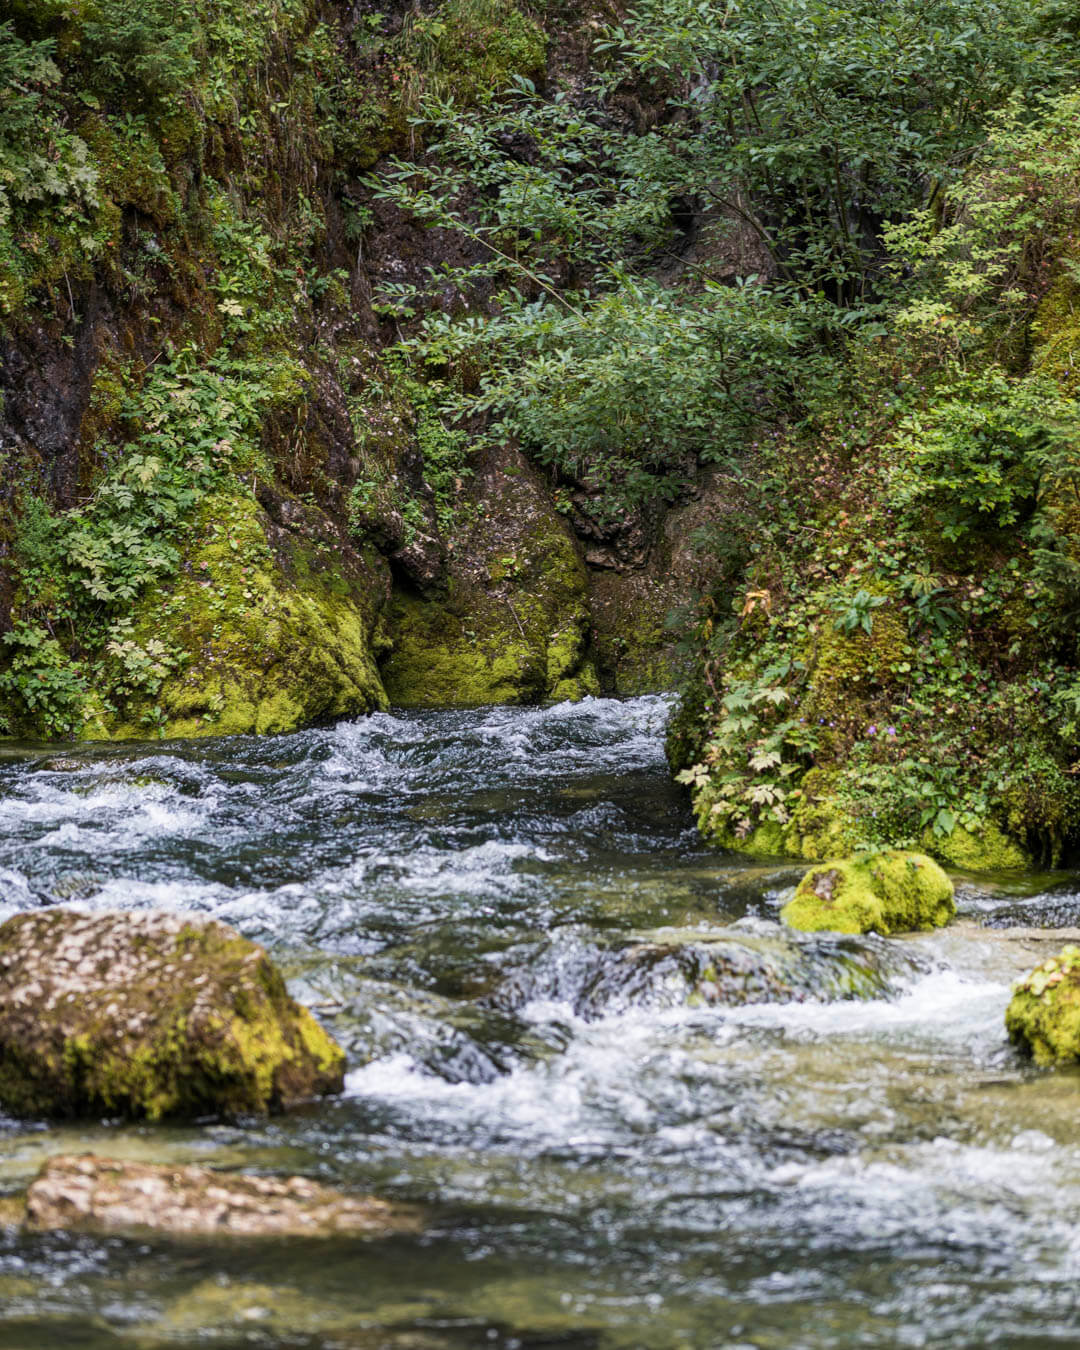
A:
381;445;598;705
24;1155;421;1240
102;491;389;739
781;851;955;936
1005;945;1080;1066
0;910;345;1120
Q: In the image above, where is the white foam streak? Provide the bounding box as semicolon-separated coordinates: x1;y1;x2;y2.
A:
721;968;1010;1047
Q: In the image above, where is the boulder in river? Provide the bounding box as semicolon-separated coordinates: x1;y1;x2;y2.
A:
24;1155;421;1239
781;851;955;936
1005;944;1080;1065
0;910;345;1119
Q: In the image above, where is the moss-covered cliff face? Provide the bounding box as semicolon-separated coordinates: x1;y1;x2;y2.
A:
101;490;391;739
381;443;599;706
669;95;1080;871
0;0;686;739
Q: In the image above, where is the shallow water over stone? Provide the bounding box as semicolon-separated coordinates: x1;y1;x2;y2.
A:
0;696;1078;1348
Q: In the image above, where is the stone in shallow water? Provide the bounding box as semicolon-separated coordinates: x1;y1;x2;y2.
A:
24;1155;422;1239
0;909;345;1120
488;920;928;1020
1006;944;1080;1066
781;851;955;936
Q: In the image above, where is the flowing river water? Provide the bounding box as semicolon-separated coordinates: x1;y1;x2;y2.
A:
0;696;1079;1348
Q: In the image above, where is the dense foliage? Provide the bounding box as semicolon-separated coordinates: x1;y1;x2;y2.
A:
668;93;1080;865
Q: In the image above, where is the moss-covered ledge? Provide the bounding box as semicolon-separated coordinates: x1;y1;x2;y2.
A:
92;490;391;739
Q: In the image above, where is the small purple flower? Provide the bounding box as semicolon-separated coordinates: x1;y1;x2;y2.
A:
886;726;897;738
867;724;878;737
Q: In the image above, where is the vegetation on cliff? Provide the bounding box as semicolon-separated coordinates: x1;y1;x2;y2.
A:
670;93;1080;868
0;0;585;737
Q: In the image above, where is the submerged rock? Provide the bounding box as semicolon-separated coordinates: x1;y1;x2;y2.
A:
0;910;344;1120
781;851;955;936
1005;944;1080;1066
24;1155;421;1239
490;920;928;1020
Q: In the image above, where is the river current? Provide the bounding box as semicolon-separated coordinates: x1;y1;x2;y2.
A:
0;696;1078;1348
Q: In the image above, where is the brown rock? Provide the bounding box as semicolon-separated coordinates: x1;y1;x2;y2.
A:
25;1155;422;1239
0;909;345;1120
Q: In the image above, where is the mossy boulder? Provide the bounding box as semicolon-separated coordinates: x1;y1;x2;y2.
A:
1005;945;1080;1066
0;910;345;1120
781;851;955;935
106;491;389;738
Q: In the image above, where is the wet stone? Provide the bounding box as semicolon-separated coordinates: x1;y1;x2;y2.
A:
24;1155;422;1240
488;921;929;1021
0;909;345;1120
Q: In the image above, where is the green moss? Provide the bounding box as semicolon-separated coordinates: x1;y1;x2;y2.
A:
0;910;345;1121
802;600;909;752
550;663;600;703
781;850;955;935
98;491;388;739
546;627;598;701
381;587;541;706
381;460;596;707
1033;270;1080;397
77;113;180;226
924;821;1029;871
1005;945;1080;1066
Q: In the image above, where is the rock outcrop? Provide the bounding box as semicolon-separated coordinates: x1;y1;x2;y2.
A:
0;910;345;1119
97;491;391;739
379;444;600;706
24;1155;421;1239
780;851;955;936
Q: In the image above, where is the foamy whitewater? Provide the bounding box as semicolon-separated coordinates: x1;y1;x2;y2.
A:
1;696;1078;1348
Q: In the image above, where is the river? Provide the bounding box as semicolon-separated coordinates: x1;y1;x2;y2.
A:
0;696;1078;1348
